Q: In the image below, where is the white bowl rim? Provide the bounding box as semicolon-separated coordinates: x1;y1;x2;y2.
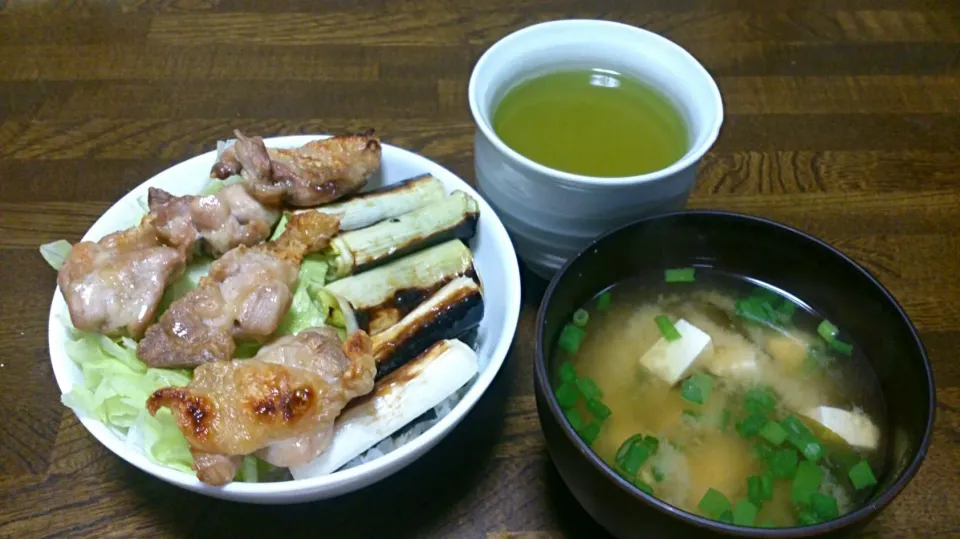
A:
467;18;724;187
47;134;522;499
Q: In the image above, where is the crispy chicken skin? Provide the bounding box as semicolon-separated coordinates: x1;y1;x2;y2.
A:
57;222;186;338
136;212;341;369
212;130;381;207
147;328;376;486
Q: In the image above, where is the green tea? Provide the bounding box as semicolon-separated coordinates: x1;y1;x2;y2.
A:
492;68;688;177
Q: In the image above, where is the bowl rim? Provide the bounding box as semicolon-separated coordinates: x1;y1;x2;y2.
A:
467;18;724;187
48;134;523;500
534;209;936;536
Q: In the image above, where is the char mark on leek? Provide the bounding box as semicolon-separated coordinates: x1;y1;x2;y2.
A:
324;191;480;280
371;276;484;381
324;240;477;336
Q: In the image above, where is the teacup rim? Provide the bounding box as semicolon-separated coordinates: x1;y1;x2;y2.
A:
468;18;724;188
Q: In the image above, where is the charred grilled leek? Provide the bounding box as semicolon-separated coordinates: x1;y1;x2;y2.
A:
323;239;476;336
324;191;479;280
289;339;479;479
371;275;483;380
297;174;445;231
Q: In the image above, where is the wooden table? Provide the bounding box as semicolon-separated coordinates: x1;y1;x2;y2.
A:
2;1;959;537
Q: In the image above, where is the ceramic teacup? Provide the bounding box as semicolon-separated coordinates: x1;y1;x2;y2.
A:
468;19;723;278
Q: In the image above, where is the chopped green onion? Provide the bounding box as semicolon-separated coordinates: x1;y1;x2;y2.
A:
575;377;603;400
558;361;577;383
817;320;839;342
743;386;777;416
718;510;734;524
759;420;788;446
643;435;660;455
753;287;780;303
769;448;799;479
733;500;758;526
573;308;590;327
652;466;665;483
810;492;840;521
654;315;682;341
681;372;714;406
683;409;702;421
633;478;654;495
747;475;770;507
797;510;819;526
752;442;773;461
830;339;853;356
735;297;770;324
596;291;612;311
759;520;776;528
564;408;585;432
775;299;797;324
760;472;774;500
616;435;645;463
781;415;825;463
665;267;696;283
791;460;824;506
738;413;768;438
616;436;652;475
848;460;877;490
586;398;611;420
579;421;602;445
558;324;586;355
698;488;732;519
554;382;580;409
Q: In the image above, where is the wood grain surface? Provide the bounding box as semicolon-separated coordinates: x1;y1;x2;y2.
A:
2;1;959;537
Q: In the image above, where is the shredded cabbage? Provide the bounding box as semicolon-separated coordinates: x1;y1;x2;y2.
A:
201;174;244;196
157;257;212;315
40;240;73;270
61;328;194;472
270;213;290;241
276;256;332;336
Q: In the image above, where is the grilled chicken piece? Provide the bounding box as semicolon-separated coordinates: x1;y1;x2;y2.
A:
147;183;280;257
147;327;376;486
57;222;186;339
136;212;341;369
211;130;382;207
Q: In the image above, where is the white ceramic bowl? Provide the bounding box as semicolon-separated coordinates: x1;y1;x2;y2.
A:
469;19;724;278
47;135;522;504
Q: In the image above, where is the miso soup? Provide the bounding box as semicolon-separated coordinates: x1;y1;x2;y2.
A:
551;268;886;528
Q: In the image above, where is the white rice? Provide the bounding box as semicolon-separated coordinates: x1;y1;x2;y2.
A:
338;377;475;471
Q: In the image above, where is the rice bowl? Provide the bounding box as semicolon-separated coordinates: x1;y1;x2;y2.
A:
47;135;522;504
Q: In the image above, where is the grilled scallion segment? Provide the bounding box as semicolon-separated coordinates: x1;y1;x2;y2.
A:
325;191;479;280
324;239;476;335
296;174;445;231
371;275;484;380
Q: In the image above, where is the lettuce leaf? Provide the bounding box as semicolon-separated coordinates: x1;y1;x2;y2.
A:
157;257;212;315
40;240;73;271
61;329;194;473
275;256;332;336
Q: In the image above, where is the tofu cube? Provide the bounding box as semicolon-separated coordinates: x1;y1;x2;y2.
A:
638;319;712;386
801;406;880;450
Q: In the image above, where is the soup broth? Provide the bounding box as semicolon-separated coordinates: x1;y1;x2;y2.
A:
492;68;688;177
551;269;887;528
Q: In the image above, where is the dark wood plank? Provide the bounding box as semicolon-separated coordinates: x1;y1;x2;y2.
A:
2;0;960;538
145;10;960;46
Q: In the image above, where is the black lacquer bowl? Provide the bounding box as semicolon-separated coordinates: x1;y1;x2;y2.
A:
534;211;935;538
